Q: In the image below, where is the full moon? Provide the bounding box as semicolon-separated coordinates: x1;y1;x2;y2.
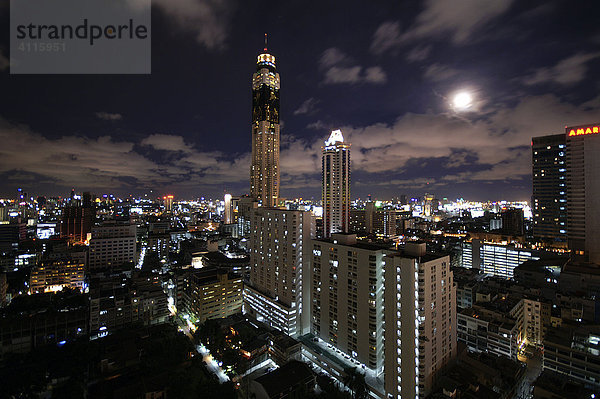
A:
453;92;473;110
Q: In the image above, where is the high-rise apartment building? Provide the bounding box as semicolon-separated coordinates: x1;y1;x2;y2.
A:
423;193;436;217
244;208;313;336
0;223;26;252
384;243;456;399
566;123;600;263
250;44;280;207
322;130;350;237
89;221;137;270
309;239;456;398
532;134;567;241
310;234;385;372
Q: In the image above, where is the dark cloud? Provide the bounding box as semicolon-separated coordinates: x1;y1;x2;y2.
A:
371;0;515;54
0;119;247;194
522;52;600;86
320;48;387;85
153;0;236;50
406;46;431;62
95;112;123;121
1;1;598;200
280;94;600;194
423;63;459;82
293;98;320;116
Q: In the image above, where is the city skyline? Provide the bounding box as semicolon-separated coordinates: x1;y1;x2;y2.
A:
1;2;600;200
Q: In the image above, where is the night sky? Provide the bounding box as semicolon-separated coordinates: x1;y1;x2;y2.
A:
1;0;599;201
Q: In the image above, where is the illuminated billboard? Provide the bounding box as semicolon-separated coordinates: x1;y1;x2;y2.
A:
566;124;600;137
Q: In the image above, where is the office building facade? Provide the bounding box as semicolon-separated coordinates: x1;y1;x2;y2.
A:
543;324;600;387
532;134;567;241
30;258;86;294
458;239;539;278
60;191;95;242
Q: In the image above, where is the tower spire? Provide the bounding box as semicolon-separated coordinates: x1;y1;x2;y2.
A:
264;33;268;52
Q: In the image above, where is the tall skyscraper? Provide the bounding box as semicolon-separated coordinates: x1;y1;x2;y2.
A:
532;134;567;241
322;129;350;237
250;41;280;207
566;123;600;263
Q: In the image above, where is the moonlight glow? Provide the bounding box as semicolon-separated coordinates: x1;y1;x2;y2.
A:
453;92;473;110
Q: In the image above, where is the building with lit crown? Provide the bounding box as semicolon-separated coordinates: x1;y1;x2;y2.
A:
250;45;280;207
322;129;350;237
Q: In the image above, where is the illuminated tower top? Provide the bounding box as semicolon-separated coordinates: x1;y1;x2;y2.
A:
256;33;276;70
324;129;346;147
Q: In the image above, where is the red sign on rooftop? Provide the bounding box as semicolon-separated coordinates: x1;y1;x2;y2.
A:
566;124;600;137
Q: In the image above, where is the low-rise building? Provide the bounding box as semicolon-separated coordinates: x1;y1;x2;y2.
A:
89;272;169;338
29;257;86;294
0;291;88;355
543;324;600;387
532;370;598;399
183;266;243;323
458;305;521;360
249;360;315;399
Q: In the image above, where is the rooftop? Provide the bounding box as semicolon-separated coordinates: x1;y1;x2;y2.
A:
254;360;314;398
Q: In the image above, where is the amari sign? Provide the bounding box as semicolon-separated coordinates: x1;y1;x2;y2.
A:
566;124;600;137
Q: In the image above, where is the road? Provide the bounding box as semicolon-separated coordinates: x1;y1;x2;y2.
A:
174;314;230;383
515;351;543;399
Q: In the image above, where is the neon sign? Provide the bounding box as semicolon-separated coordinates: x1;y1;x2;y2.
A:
567;125;600;137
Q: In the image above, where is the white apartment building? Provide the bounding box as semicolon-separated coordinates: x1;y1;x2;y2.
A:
384;243;456;399
310;233;385;372
244;207;313;336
